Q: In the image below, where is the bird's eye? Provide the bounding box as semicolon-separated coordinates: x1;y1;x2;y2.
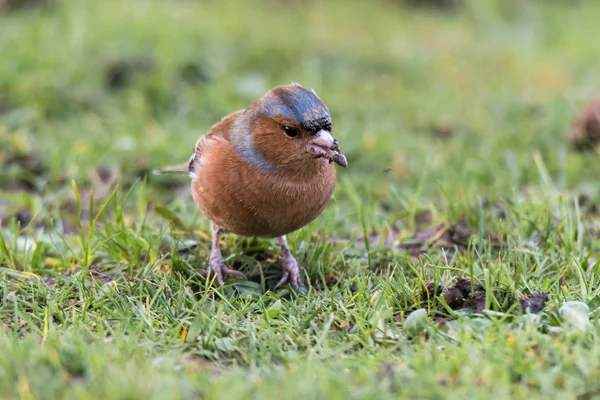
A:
282;125;300;138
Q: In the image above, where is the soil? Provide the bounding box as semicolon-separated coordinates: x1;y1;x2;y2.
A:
421;277;549;317
569;98;600;151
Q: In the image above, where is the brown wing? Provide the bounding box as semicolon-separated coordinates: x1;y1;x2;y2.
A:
188;110;244;174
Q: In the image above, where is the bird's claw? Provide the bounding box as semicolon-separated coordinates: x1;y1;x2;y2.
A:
274;255;304;291
199;257;246;286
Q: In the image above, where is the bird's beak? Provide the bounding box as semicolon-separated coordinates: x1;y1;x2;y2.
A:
306;130;348;168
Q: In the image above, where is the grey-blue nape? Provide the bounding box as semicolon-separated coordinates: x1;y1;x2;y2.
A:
230;112;275;173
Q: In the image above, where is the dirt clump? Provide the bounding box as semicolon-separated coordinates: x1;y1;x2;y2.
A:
104;57;155;91
520;290;549;314
422;281;445;299
442;277;486;313
569;98;600;151
420;277;550;317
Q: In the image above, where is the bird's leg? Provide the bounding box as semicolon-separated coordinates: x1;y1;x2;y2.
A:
202;222;246;285
274;236;304;291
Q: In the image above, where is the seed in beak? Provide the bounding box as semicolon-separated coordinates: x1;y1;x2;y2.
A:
331;139;341;153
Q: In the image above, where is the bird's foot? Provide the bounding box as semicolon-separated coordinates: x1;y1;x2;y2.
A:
199;255;247;286
274;252;304;291
199;222;246;286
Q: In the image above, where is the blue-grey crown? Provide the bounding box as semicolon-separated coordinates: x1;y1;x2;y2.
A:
256;84;332;133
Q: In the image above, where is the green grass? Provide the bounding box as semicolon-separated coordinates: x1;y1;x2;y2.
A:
2;0;600;398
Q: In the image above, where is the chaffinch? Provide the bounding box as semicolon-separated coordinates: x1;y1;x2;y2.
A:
184;83;347;291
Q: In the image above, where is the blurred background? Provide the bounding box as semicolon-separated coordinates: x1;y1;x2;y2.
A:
1;0;600;231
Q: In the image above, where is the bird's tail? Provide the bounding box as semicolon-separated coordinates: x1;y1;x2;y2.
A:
152;162;190;175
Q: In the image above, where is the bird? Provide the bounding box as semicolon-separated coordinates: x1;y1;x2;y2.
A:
157;83;347;291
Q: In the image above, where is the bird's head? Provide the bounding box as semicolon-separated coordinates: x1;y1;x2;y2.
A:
235;83;347;174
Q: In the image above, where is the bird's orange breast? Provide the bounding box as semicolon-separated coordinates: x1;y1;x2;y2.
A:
191;137;336;238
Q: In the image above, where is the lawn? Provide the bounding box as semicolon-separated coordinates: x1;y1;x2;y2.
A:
1;0;600;398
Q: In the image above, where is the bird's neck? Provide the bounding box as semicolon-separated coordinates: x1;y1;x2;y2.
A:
230;111;275;173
